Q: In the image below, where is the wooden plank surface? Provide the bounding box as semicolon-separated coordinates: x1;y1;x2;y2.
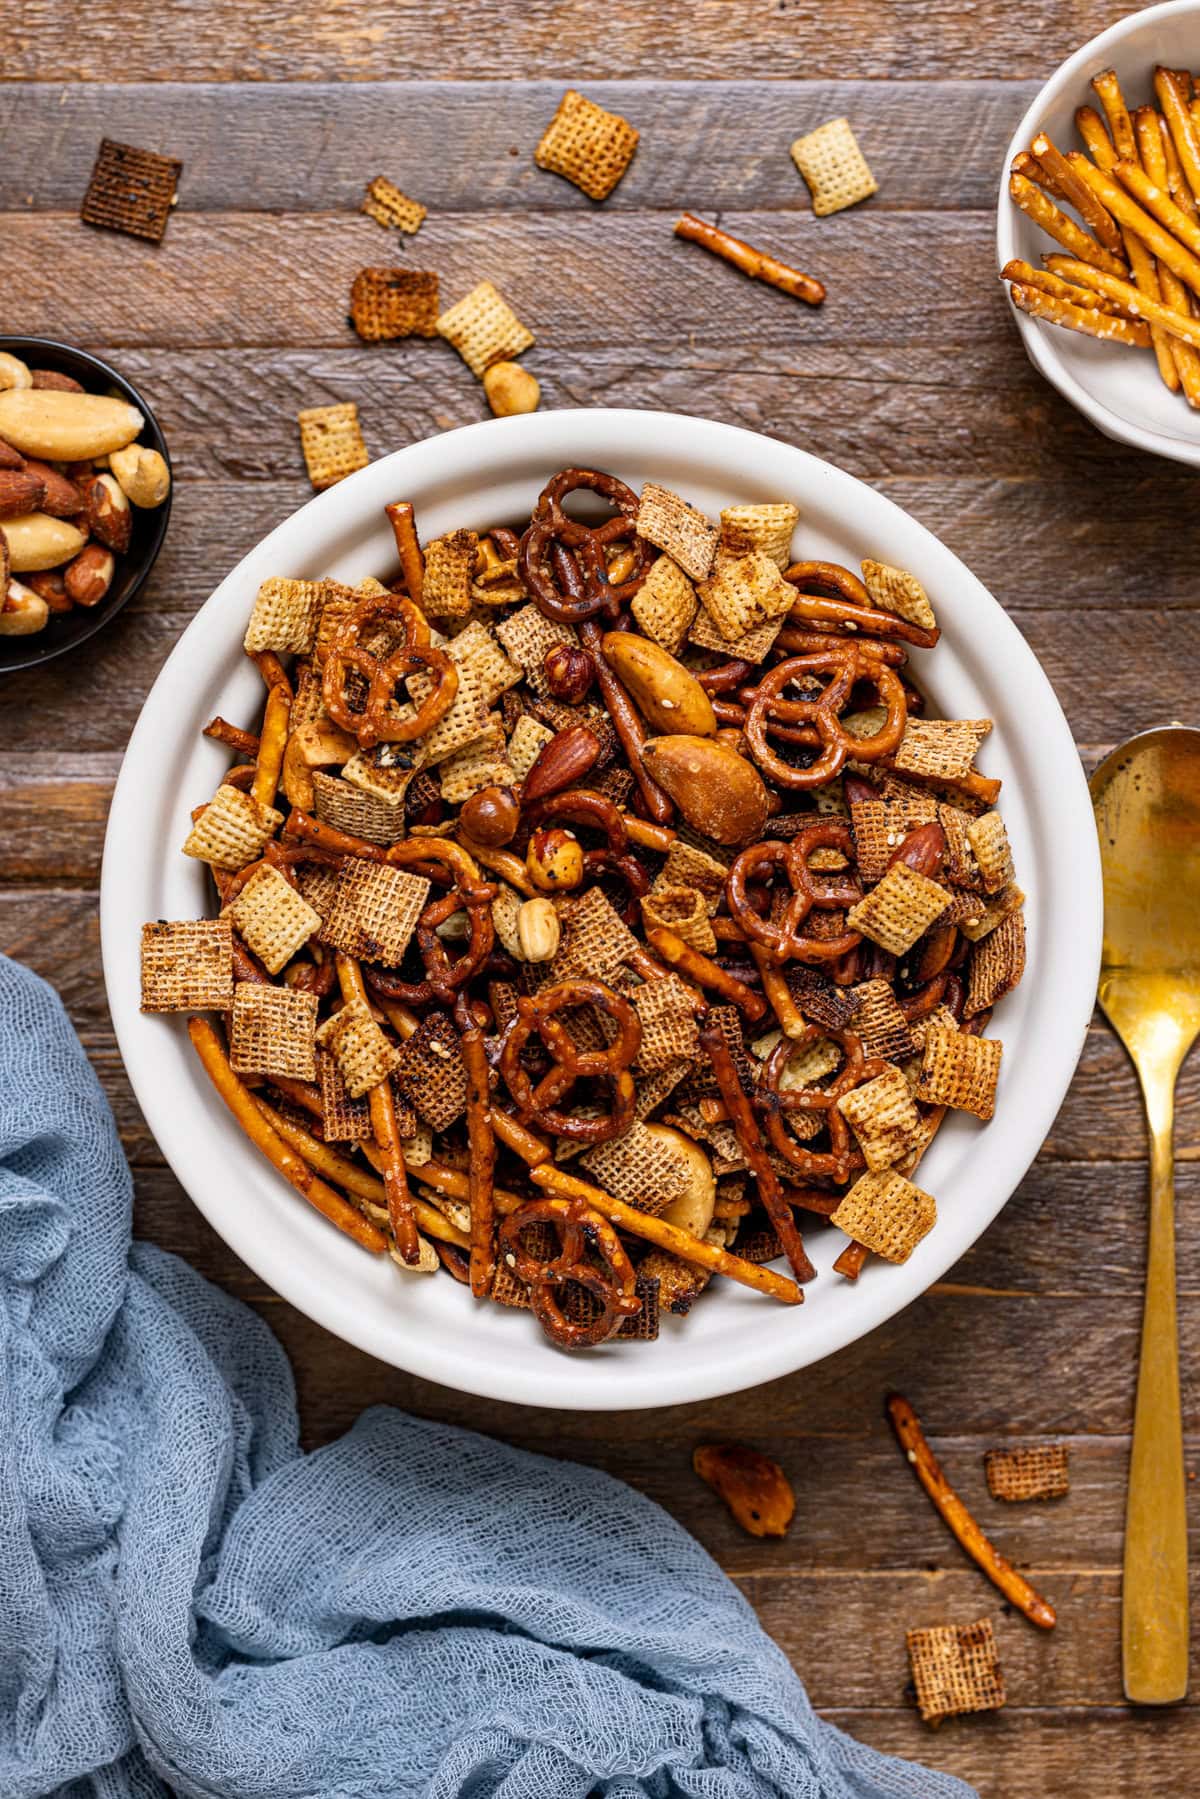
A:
3;18;1198;1796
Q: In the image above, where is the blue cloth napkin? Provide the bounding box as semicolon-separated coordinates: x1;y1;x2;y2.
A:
0;955;976;1799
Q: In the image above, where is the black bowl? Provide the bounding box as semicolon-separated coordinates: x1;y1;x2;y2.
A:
0;337;172;673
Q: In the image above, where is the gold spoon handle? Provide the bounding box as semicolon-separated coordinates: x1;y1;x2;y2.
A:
1123;1068;1189;1704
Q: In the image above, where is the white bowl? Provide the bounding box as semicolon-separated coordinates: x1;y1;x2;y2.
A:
101;410;1101;1411
997;0;1200;465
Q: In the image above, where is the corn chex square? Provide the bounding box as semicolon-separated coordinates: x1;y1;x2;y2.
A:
860;559;936;631
406;660;492;763
223;864;322;976
230;982;318;1080
636;483;719;581
422;530;479;619
654;839;729;915
906;1620;1006;1725
696;550;794;641
641;885;715;954
437;281;534;377
393;1010;469;1129
965;911;1025;1016
632;972;701;1073
718;502;800;570
837;1066;923;1170
140;920;233;1012
894;718;992;783
687;600;786;662
490;884;523;958
630;554;697;654
448;619;523;704
439;724;515;805
298;403;368;492
312;771;407;846
182;786;283;872
507;713;553;781
967;811;1013;894
243;577;322;655
320;858;430;966
534;89;639;201
847;862;950;956
791;117;878;217
984;1443;1069;1503
916;1025;1003;1120
495;604;578;697
362;175;426;234
315;998;400;1098
831;1167;936;1263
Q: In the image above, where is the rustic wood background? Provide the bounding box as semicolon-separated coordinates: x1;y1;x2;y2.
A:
4;3;1198;1790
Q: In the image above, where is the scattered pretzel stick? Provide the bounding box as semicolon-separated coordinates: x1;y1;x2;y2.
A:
252;679;291;809
886;1393;1057;1631
460;1023;497;1298
187;1017;387;1254
700;1020;816;1284
1030;131;1123;253
1039;258;1200;351
645;925;767;1022
385;500;424;606
1008;283;1152;348
530;1162;804;1305
623;816;675;854
1008;172;1127;274
1155;66;1200;207
1070;155;1200;297
674;212;826;306
335;952;420;1264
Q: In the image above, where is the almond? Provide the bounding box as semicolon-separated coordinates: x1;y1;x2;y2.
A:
521;723;602;802
64;543;115;607
30;369;85;392
640;734;769;845
0;437;24;471
19;459;81;519
0;469;47;519
85;472;132;552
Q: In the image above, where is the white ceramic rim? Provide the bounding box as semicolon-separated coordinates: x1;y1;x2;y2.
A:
101;409;1102;1410
995;0;1200;466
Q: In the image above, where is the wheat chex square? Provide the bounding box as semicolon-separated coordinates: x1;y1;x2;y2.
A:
393;1009;469;1129
350;267;439;340
320;858;430;965
140;920;233;1012
984;1443;1070;1503
81;137;182;242
637;483;719;581
906;1620;1006;1725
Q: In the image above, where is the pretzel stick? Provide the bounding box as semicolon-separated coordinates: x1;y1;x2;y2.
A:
1075;105;1117;171
749;944;807;1039
187;1018;387;1254
411;1156;528;1217
886;1393;1057;1630
1115;156;1200;260
623;816;675;853
1138;110;1200;407
1008;283;1151;348
783;587;939;649
251;650;292;698
1070;156;1200;297
1038;258;1200;350
253;1095;469;1249
530;1163;804;1305
1030;131;1123;253
204;717;260;756
1155;66;1200;206
1160;113;1199;222
1001;258;1128;315
1092;67;1137;159
581;618;674;825
252;679;291;809
674;213;826;306
1010;149;1069;202
490;1107;554;1166
385;500;424;606
335;952;420;1264
700;1021;816;1283
645;925;767;1022
460;1024;497;1298
1008;172;1127;274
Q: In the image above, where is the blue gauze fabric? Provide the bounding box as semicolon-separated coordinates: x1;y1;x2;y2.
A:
0;955;977;1799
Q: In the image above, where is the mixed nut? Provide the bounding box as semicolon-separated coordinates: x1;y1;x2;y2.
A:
0;351;170;636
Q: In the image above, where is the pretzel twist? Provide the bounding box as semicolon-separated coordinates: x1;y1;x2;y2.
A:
518;468;648;623
322;591;458;748
727;820;863;963
499;1193;640;1349
498;977;642;1143
758;1025;886;1182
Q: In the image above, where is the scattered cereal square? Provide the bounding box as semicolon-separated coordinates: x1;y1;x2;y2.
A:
916;1026;1003;1121
243;577;323;656
320;857;430;965
362;175;426;234
831;1167;935;1262
350;267;439;340
437;280;534;377
298;402;369;492
534;89;639;201
81;137;182;243
906;1620;1006;1725
984;1444;1070;1503
791;117;878;217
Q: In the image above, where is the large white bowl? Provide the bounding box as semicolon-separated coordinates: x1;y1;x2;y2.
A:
997;0;1200;465
101;410;1101;1410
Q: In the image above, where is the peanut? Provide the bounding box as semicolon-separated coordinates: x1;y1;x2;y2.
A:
64;544;115;607
516;895;560;962
0;389;143;461
0;580;49;635
482;361;540;417
2;512;88;573
109;443;171;508
0;353;32;393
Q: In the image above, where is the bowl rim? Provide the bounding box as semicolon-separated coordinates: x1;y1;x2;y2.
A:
995;0;1200;466
100;408;1102;1410
0;335;173;672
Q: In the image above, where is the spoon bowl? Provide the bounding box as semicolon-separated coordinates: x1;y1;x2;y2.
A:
1092;724;1200;1705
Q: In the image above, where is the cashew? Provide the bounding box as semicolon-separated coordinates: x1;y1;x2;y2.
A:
0;580;49;635
0;389;143;461
2;512;89;573
482;361;540;417
652;1126;717;1239
0;353;32;393
109;443;171;508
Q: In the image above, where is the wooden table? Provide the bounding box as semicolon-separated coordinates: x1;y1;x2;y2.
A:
4;4;1198;1790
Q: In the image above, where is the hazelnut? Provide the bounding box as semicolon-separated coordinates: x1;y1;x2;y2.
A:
459;783;520;847
516;896;560;963
108;443;171;509
86;472;132;553
526;827;584;892
63;544;115;607
543;642;594;703
482;360;540;417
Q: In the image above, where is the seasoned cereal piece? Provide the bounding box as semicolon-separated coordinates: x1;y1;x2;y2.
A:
393;1010;469;1129
718;502;800;569
847;862;950;956
636;483;719;581
350;267;439;341
906;1620;1006;1725
312;771;407;846
967;811;1014;894
630;554;697;653
447;618;522;703
534;89;639;201
298;403;369;491
318;1047;372;1142
837;1066;924;1171
894;718;992;783
959;883;1024;944
831;1167;936;1263
631;972;701;1072
243;577;323;656
223;864;322;976
850;977;918;1063
230;982;318;1081
550;886;640;985
696;550;794;640
916;1026;1003;1121
861;558;937;631
437;281;534;378
182;786;282;872
422;529;479;620
984;1444;1070;1503
439;725;514;805
316;998;400;1097
81;137;182;243
361;175;426;234
687;603;786;661
965;911;1025;1016
320;858;430;965
405;659;492;764
640;884;716;954
580;1120;695;1214
790;117;878;216
654;838;730;915
495;604;578;697
507;713;553;781
140;920;233;1013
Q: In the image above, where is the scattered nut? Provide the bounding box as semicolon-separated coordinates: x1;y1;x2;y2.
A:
0;579;50;635
64;544;116;607
109;443;171;508
2;512;89;573
543;642;594;704
0;353;33;393
515;895;560;962
86;472;133;553
459;783;520;846
482;360;540;417
692;1442;796;1538
526;826;584;891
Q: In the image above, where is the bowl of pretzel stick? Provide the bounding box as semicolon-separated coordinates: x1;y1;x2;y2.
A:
101;410;1100;1408
997;0;1200;462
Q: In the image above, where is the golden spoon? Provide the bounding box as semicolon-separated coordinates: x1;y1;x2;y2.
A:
1091;725;1200;1705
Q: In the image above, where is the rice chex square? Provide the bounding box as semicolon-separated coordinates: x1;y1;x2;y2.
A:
846;862;950;956
860;559;936;631
140;920;233;1012
298;403;369;492
315;999;399;1097
916;1026;1003;1121
534;89;639;201
223;864;322;976
230;983;318;1080
718;502;800;569
967;811;1013;894
362;176;426;234
182;786;282;872
836;1067;924;1171
630;554;697;653
436;281;534;377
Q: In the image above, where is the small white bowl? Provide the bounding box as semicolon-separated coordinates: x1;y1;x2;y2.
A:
101;410;1101;1411
997;0;1200;464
